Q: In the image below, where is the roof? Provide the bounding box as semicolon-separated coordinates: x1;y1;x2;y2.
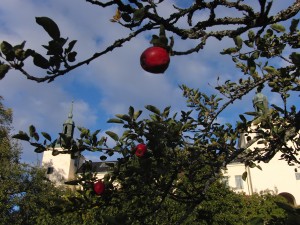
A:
77;161;117;173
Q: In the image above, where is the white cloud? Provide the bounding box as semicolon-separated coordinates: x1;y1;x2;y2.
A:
0;0;298;164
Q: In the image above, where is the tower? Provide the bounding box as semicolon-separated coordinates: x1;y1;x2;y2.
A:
62;101;75;138
252;90;269;115
42;102;85;185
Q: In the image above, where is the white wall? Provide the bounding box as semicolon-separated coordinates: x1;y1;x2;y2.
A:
42;148;85;184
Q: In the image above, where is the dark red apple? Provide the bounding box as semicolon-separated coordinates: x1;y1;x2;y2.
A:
93;180;105;195
135;143;147;157
140;47;170;74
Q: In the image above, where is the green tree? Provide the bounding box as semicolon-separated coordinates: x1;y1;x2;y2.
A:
0;97;79;225
5;1;300;224
0;96;23;224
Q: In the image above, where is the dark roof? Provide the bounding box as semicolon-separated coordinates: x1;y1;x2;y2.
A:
77;161;117;173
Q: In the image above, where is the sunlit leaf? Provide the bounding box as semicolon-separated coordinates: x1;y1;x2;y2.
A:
145;105;161;115
106;131;119;141
107;118;124;124
233;36;243;49
270;23;286;33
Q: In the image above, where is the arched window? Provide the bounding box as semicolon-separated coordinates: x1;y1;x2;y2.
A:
278;192;296;206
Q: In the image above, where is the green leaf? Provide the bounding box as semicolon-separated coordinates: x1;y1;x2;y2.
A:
244;112;258;116
92;129;101;137
251;51;259;60
66;40;77;53
270;23;286;33
52;150;60;156
133;8;145;21
289;19;299;33
116;114;131;122
107;118;124;124
12;132;30;142
121;13;131;22
256;165;262;170
248;30;255;41
0;41;13;56
145;105;161;115
41;132;52;141
247;59;256;75
263;66;278;74
0;64;10;80
220;47;239;55
33;53;50;69
33;132;39;141
239;114;247;123
271;104;285;113
13;41;26;52
133;110;142;120
290;52;300;66
249;162;256;168
67;52;77;62
244;40;254;48
242;171;247;181
233;36;243;49
163;106;171;118
35;17;60;40
105;131;119;141
14;49;25;61
64;179;82;185
34;147;45;153
128;106;134;118
100;155;107;161
150;35;160;46
29;125;36;137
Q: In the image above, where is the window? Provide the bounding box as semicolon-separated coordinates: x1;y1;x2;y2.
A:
235;175;244;189
295;173;300;180
221;176;229;187
47;167;54;174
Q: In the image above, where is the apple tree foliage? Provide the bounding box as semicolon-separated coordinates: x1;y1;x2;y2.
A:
4;0;300;224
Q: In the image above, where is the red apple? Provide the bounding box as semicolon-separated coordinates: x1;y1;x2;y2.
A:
140;47;170;74
135;143;147;157
93;180;105;195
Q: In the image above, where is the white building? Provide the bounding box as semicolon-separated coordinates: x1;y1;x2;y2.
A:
224;92;300;206
42;103;85;185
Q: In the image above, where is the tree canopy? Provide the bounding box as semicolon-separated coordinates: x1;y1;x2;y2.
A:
2;0;300;224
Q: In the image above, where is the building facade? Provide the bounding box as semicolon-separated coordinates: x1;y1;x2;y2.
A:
224;91;300;206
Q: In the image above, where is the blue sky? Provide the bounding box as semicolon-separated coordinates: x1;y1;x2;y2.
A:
0;0;298;163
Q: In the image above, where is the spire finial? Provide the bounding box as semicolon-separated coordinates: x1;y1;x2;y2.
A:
68;100;74;119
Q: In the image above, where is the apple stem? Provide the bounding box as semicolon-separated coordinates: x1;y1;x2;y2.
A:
159;24;166;37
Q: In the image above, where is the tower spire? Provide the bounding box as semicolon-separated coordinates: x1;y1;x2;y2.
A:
62;101;75;138
69;101;73;119
252;89;268;115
